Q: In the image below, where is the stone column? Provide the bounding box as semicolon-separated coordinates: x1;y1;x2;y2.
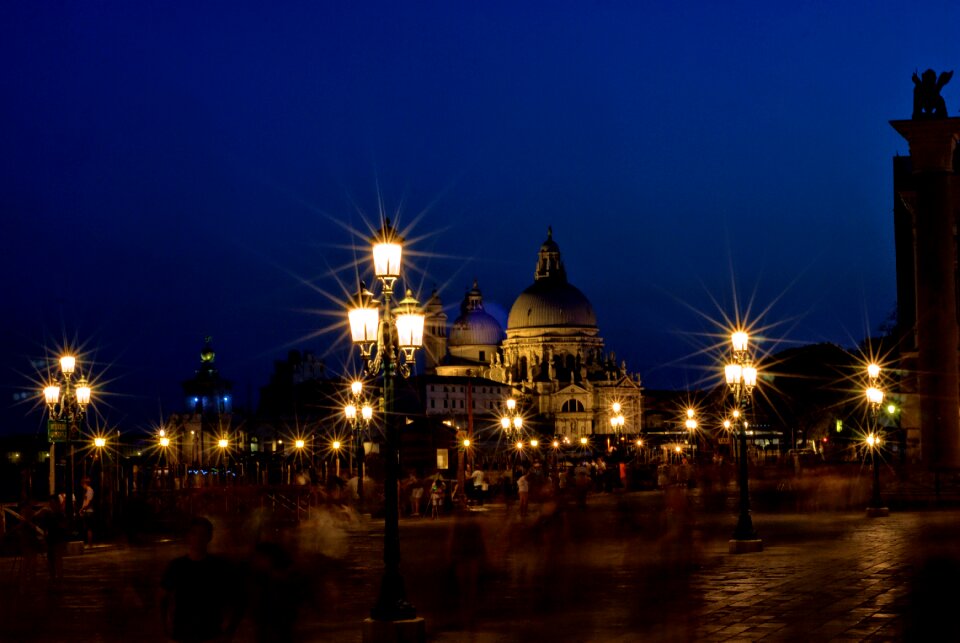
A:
891;118;960;468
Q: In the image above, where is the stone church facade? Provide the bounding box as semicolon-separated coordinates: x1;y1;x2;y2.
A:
425;229;642;440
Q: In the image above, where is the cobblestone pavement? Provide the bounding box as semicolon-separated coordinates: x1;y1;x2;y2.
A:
0;493;955;641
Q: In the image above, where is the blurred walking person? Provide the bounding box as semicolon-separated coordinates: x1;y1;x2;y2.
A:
160;517;242;642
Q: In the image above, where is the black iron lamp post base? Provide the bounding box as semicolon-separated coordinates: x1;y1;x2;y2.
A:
729;511;763;553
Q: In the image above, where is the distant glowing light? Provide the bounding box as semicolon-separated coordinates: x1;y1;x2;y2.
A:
351;381;363;397
530;439;539;448
867;363;881;380
94;437;106;448
159;436;170;448
218;438;228;448
295;439;305;449
332;441;341;450
501;416;511;430
580;437;588;446
462;438;471;448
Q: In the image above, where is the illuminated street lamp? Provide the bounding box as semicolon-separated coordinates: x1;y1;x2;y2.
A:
725;330;762;553
331;440;342;479
865;365;890;517
345;381;373;507
500;397;523;436
41;353;94;526
346;219;424;625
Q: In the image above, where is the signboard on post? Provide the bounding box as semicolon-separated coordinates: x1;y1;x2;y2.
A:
47;419;69;443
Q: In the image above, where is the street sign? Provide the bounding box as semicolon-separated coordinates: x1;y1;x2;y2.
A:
47;419;69;443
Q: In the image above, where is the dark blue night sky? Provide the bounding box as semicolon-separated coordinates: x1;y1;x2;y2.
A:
2;1;958;433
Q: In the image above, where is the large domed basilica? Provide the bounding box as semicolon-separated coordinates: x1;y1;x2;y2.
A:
424;229;642;441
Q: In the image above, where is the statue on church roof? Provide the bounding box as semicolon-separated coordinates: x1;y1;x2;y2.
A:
912;68;953;120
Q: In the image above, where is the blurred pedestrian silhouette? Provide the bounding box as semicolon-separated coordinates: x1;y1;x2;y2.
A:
430;478;445;519
517;470;530;517
79;477;95;544
36;494;67;588
160;517;242;642
248;541;308;643
14;501;42;593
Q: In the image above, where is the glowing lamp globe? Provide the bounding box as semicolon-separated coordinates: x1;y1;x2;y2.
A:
513;416;523;431
362;405;373;421
580;437;588;446
44;385;60;406
500;416;511;430
345;404;357;420
867;363;881;380
742;366;758;388
348;283;379;349
218;438;228;449
159;436;170;448
394;290;425;350
60;355;76;376
372;221;403;279
866;387;884;405
94;437;106;448
351;381;363;397
75;379;92;406
731;331;749;352
725;364;742;385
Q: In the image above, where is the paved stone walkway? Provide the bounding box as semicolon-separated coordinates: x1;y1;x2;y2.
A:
0;494;954;641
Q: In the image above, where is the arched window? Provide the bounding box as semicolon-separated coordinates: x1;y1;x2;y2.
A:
561;399;585;413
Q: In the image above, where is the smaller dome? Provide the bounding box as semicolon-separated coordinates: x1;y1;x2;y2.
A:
449;281;503;346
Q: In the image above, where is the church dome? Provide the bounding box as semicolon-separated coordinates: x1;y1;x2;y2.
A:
449;281;503;346
507;228;597;330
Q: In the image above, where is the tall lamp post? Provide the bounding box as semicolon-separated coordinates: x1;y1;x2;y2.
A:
500;398;523;436
43;355;92;529
610;402;625;448
724;331;763;553
345;381;373;509
684;408;698;461
865;364;890;517
347;219;425;633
